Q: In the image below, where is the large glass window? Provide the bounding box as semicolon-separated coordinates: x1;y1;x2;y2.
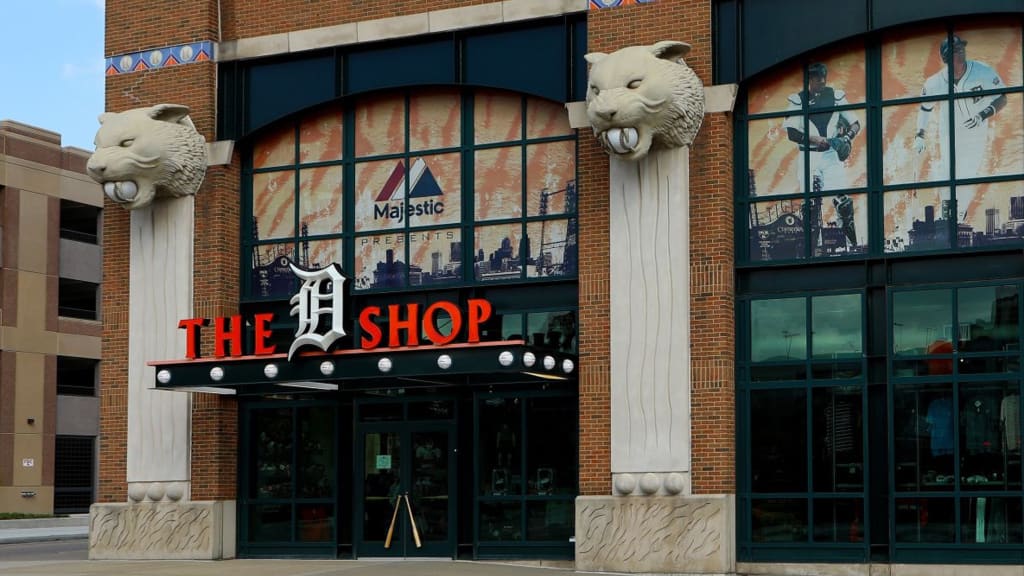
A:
476;393;577;546
891;285;1023;547
743;293;866;550
244;89;577;299
244;404;337;546
742;21;1024;262
739;15;1024;566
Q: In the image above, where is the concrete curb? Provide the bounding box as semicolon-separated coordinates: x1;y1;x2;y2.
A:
0;522;88;545
0;515;89;529
0;533;88;545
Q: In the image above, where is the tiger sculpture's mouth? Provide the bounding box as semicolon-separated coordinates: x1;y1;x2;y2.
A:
101;180;140;203
597;127;641;155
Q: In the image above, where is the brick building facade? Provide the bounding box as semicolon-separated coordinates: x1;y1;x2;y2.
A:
0;121;102;515
93;0;1024;573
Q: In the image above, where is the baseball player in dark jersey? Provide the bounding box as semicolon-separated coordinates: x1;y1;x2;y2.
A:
784;62;862;193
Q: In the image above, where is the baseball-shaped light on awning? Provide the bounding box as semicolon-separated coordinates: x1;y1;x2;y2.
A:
320;361;335;376
378;358;393;373
498;351;514;366
264;364;279;379
157;370;172;384
523;352;536;368
437;355;452;369
209;367;224;382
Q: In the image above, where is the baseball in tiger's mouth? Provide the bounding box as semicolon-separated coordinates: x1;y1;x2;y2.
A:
597;127;640;155
102;181;140;202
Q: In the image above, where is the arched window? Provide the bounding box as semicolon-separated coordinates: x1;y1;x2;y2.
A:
740;20;1023;263
244;88;578;299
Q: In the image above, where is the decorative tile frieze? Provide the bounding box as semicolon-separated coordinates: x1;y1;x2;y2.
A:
589;0;657;9
105;41;214;76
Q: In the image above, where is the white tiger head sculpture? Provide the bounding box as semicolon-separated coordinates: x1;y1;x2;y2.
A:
87;104;207;210
585;41;705;161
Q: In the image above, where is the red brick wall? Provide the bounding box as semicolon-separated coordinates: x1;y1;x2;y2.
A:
580;0;735;496
100;0;231;503
99;202;128;503
190;151;241;501
104;0;217;57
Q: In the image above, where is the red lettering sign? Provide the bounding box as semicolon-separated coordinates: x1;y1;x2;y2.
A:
253;313;276;355
467;298;492;343
359;306;383;349
178;318;208;359
214;315;243;358
179;299;494;357
423;301;461;345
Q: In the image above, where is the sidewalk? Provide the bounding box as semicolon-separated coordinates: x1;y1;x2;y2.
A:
0;517;581;575
0;515;89;544
0;559;578;576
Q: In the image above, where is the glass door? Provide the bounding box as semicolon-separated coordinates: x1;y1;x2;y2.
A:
356;422;455;557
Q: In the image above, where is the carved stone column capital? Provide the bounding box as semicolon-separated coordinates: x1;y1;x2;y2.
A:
585;41;705;160
86;104;207;210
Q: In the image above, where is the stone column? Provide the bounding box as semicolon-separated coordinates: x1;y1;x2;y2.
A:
572;51;737;566
126;197;193;502
91;196;232;560
576;147;734;574
608;146;691;496
86;104;230;559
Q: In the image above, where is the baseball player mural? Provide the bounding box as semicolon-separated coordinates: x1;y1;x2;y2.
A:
783;62;862;250
914;35;1008;220
784;63;862;193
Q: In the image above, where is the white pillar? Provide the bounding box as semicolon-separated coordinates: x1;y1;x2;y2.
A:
609;146;691;496
126;196;192;503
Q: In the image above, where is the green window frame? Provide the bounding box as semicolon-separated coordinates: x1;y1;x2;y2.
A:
474;389;578;558
888;283;1024;562
738;292;870;562
242;88;578;301
738;18;1024;265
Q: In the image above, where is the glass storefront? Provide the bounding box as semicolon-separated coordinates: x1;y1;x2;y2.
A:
238;388;577;559
236;82;579;559
738;17;1024;563
477;394;577;551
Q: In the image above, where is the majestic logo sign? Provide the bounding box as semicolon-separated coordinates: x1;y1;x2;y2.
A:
177;262;492;360
373;158;445;223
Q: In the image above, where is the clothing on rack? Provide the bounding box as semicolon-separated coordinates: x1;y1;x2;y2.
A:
1001;394;1020;452
926;396;954;457
962;394;999;455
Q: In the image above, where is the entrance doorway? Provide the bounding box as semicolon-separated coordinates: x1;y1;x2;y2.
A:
355;403;456;557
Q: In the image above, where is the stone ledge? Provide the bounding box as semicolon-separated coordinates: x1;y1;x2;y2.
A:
89;500;235;560
575;494;735;574
218;0;588;62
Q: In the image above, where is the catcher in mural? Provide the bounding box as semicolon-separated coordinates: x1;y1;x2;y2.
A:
784;62;862;194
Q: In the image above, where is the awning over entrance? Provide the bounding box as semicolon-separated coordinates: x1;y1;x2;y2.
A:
149;340;577;395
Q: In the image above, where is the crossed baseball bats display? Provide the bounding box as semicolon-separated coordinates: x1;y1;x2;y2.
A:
384;493;422;549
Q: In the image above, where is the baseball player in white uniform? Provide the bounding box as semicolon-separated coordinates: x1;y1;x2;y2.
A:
915;35;1007;219
784;62;862;193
